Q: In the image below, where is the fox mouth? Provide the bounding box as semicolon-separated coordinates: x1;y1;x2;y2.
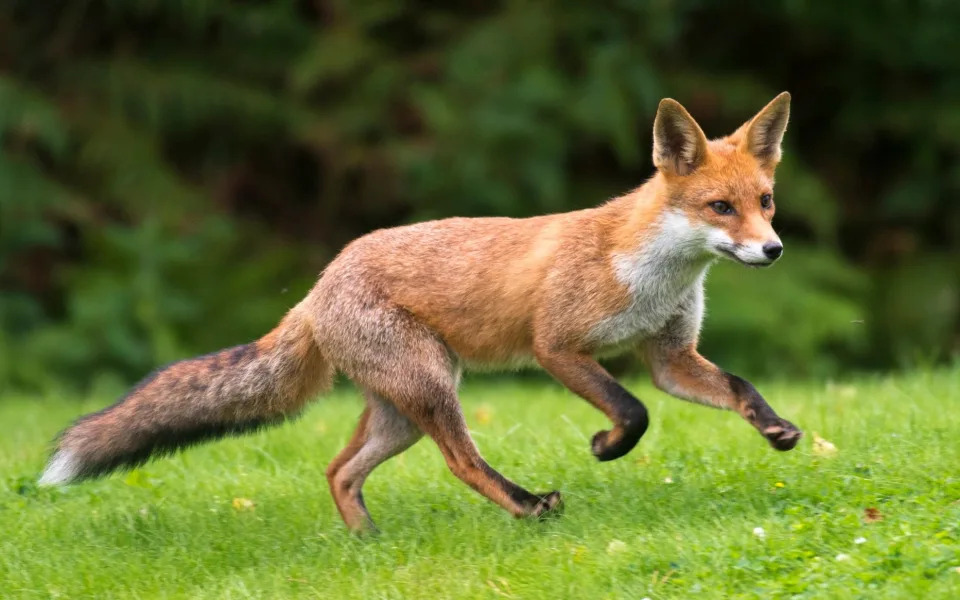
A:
716;246;774;268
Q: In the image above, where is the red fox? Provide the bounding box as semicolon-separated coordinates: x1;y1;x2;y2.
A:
41;93;801;532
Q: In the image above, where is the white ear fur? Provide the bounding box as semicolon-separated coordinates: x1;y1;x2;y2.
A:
741;92;791;166
652;99;709;176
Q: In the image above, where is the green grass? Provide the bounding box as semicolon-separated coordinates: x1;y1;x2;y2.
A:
2;368;959;599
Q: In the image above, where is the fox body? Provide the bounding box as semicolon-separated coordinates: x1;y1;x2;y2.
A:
42;93;801;531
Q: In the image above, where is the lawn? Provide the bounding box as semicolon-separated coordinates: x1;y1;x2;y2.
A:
1;367;959;599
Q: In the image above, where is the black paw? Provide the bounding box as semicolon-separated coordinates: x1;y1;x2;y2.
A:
591;427;642;462
591;404;649;461
763;419;803;451
591;429;617;461
531;491;563;518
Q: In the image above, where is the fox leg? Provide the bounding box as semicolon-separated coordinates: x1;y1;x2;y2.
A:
378;373;560;519
338;309;560;521
645;343;802;450
534;348;649;462
403;393;562;519
326;391;423;532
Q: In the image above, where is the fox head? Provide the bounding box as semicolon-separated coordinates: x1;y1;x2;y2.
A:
651;92;791;267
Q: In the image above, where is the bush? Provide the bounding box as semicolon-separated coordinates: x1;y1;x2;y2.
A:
1;1;958;392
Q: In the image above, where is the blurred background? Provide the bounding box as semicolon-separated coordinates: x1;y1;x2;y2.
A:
1;0;958;395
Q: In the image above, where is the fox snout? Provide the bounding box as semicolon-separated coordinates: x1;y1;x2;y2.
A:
725;237;783;267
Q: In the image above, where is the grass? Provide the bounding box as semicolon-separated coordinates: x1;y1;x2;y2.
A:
1;368;959;599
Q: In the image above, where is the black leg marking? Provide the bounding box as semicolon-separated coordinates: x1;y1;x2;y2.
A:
725;372;802;451
590;377;649;462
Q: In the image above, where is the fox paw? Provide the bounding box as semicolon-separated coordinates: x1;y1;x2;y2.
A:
591;428;641;462
591;406;649;461
530;491;563;519
763;420;803;451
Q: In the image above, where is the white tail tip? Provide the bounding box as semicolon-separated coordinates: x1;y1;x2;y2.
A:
39;450;80;486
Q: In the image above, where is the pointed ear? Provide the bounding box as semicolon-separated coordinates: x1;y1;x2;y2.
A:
738;92;791;167
652;98;709;176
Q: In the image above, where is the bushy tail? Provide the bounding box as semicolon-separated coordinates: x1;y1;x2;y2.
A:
40;308;331;486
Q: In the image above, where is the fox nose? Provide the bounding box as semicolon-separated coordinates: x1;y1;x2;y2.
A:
762;242;783;260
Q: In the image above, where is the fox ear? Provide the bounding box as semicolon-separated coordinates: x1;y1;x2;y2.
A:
739;92;791;167
652;98;709;176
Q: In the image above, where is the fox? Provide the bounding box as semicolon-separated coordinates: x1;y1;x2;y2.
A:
40;92;801;532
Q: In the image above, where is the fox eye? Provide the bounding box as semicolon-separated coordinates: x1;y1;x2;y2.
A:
709;200;734;215
760;193;773;209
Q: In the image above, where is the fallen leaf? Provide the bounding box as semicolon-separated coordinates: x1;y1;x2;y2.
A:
864;507;883;522
812;432;838;457
486;577;514;598
474;405;493;425
569;544;588;562
232;497;256;512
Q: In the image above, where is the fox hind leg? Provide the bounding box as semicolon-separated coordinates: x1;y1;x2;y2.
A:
406;393;563;519
337;309;561;522
326;391;423;533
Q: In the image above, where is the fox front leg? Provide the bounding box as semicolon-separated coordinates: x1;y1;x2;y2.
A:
646;343;803;450
535;348;650;461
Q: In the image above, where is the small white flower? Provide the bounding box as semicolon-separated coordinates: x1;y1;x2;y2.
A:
752;527;766;539
606;539;627;554
663;476;673;484
836;553;851;562
854;537;867;544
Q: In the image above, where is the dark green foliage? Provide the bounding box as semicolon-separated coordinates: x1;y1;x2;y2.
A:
1;1;958;391
702;246;869;377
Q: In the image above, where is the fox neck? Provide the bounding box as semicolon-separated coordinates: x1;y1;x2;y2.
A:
612;212;714;300
587;182;713;349
608;177;717;293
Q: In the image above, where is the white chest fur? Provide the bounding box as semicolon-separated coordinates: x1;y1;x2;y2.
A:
588;210;712;350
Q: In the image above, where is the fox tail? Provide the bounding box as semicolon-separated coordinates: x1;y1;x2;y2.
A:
39;308;330;485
